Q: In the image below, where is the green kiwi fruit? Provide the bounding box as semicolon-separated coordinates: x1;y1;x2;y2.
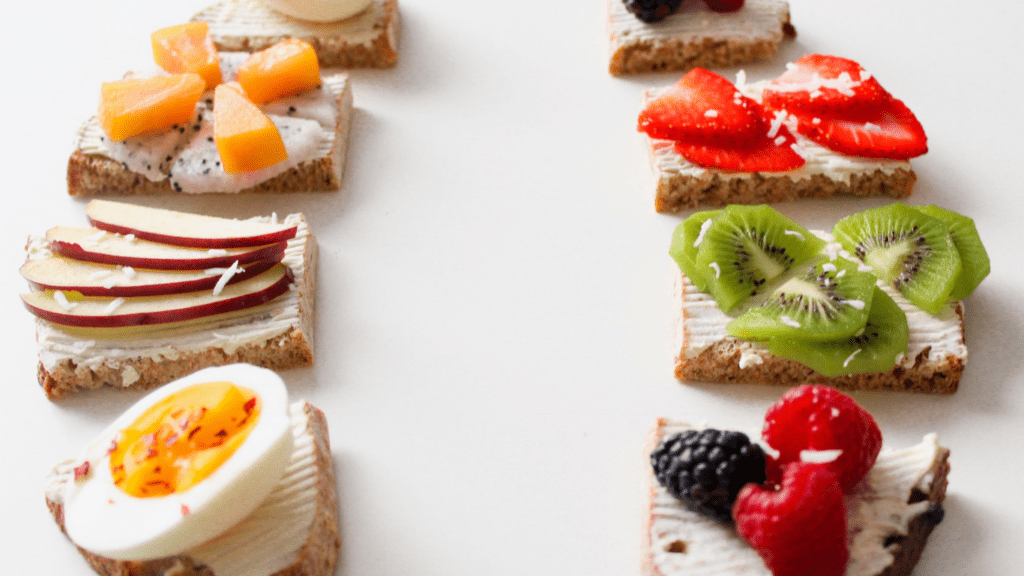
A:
912;205;990;300
694;205;825;312
766;286;909;377
831;203;961;315
669;209;722;291
726;257;875;341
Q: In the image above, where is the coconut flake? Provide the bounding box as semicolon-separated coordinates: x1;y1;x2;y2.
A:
103;298;126;315
704;109;719;118
783;229;805;242
800;448;843;463
708;262;721;279
121;266;136;279
212;261;241;296
843;348;862;367
841;299;866;310
54;291;77;311
821;262;837;273
781;315;801;328
694;218;714;248
208;249;229;256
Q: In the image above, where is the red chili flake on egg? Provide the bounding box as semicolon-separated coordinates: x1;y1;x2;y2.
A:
243;397;257;414
73;461;90;481
181;504;190;516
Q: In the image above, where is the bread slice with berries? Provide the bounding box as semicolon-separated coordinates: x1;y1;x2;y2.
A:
608;0;795;76
24;202;317;399
645;387;950;576
639;56;925;212
45;401;340;576
192;0;399;68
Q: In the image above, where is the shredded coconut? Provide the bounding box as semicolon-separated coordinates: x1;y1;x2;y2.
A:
708;262;721;279
783;229;805;241
781;315;801;328
704;109;719;118
213;261;241;296
103;298;126;315
54;291;77;311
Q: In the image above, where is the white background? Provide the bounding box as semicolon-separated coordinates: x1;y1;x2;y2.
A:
1;0;1022;574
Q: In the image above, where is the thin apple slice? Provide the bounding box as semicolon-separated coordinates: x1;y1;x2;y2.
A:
85;200;297;248
21;255;277;297
46;227;286;271
21;264;293;328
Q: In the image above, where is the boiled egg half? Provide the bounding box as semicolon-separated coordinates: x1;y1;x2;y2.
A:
264;0;373;22
62;364;293;560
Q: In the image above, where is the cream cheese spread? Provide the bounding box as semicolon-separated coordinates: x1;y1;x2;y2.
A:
46;402;322;576
32;213;310;384
648;419;945;576
609;0;791;46
673;233;968;369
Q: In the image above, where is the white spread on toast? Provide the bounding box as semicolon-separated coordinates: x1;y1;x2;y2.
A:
46;402;321;576
609;0;790;45
74;57;349;193
648;420;945;576
33;214;311;380
674;234;968;369
195;0;388;47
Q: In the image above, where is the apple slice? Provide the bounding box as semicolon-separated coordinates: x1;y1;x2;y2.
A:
46;227;286;271
21;255;277;297
21;264;293;328
85;200;297;248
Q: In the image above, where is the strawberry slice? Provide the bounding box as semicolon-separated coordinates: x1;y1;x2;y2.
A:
763;54;890;115
638;68;764;144
791;98;928;159
673;107;806;172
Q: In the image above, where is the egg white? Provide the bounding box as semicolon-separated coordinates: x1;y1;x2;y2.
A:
62;364;294;561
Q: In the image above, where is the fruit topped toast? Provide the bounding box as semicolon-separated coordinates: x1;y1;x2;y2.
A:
671;204;989;393
639;56;927;212
69;27;353;197
645;385;949;576
608;0;795;76
20;201;317;399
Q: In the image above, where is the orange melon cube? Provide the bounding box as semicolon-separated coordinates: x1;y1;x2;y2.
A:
213;83;288;173
98;73;205;142
236;39;320;104
151;22;223;89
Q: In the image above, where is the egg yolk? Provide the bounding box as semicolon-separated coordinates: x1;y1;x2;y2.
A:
108;382;261;498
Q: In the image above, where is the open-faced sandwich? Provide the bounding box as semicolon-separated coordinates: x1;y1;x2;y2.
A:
21;200;316;399
671;203;989;393
45;364;340;576
645;385;949;576
69;25;353;197
639;55;927;212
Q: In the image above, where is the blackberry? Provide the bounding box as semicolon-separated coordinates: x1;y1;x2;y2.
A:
622;0;684;23
651;428;767;522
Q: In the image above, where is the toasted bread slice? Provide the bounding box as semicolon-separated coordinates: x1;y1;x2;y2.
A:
643;418;950;576
46;401;340;576
193;0;399;68
608;0;795;76
29;211;316;400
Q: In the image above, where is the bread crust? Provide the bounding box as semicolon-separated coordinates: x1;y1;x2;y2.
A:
674;271;966;394
46;402;340;576
193;0;398;68
654;167;917;213
608;0;795;76
67;74;353;198
34;215;317;400
641;418;950;576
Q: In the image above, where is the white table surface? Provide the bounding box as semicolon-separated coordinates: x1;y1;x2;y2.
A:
1;0;1022;574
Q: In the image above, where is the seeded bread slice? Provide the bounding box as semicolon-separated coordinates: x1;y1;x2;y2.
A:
32;213;316;400
608;0;795;76
673;271;967;394
67;74;352;197
45;401;340;576
193;0;399;68
643;418;950;576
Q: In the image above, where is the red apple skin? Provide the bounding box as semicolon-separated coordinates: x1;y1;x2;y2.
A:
21;268;294;328
87;218;297;249
21;258;278;297
48;239;287;271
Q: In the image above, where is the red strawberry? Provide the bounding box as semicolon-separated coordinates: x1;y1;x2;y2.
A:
791;98;928;160
733;462;849;576
705;0;744;11
762;385;882;492
638;68;764;144
673;106;805;172
763;54;891;114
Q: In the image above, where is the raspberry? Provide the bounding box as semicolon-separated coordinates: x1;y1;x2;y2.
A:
705;0;745;12
651;428;766;522
762;385;882;492
733;462;849;576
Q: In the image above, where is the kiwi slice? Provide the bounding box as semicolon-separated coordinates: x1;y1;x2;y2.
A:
669;209;722;291
726;257;875;341
912;205;990;300
766;286;909;377
831;203;961;315
694;205;826;312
